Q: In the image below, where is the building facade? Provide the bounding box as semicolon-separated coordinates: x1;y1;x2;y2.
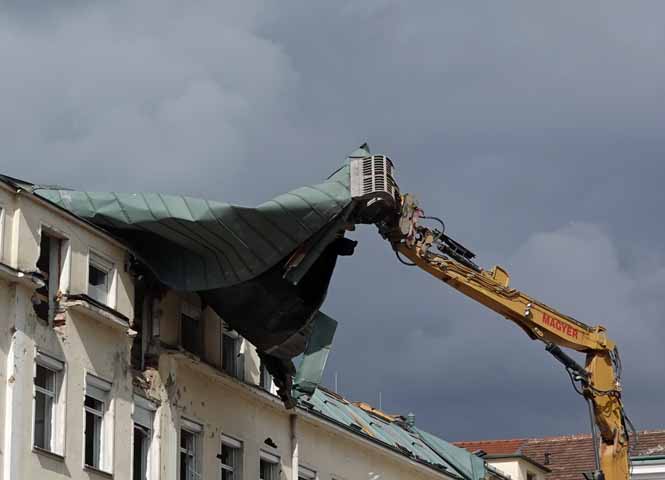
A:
0;178;488;480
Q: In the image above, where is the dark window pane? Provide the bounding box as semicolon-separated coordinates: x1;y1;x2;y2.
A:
89;265;107;287
181;314;201;356
222;335;236;375
36;235;51;282
85;411;97;466
35;365;54;391
34;392;48;448
180;451;188;480
221;444;230;465
133;427;146;480
85;395;103;411
181;429;193;450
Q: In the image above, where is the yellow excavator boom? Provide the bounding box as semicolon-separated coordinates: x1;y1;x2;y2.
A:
380;194;630;480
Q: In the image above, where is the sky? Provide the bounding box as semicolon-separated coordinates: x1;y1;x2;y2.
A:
1;1;664;441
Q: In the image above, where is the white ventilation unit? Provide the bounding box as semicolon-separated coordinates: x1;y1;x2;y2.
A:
350;155;399;223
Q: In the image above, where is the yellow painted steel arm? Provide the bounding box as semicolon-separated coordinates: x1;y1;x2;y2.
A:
392;229;629;480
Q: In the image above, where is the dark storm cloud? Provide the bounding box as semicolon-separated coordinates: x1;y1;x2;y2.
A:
1;1;663;440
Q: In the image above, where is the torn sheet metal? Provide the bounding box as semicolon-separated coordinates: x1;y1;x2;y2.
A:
33;164;353;292
293;311;338;397
414;428;487;480
5;145;373;406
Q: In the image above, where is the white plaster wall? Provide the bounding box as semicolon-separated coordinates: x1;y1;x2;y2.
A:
3;285;134;480
152;353;449;480
488;460;522;480
0;190;136;480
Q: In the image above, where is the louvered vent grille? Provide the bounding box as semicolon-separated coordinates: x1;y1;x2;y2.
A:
350;155;399;223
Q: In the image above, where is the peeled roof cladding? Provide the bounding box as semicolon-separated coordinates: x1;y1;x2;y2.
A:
34;166;353;291
31;146;366;407
301;388;483;479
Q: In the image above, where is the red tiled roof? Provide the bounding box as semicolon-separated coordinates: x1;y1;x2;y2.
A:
454;439;527;456
455;430;665;480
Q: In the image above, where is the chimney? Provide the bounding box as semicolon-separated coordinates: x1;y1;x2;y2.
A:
406;412;416;428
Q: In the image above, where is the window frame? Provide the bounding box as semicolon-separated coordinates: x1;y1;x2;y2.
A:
84;373;113;473
259;361;274;393
133;395;157;480
220;434;243;480
32;352;65;454
35;227;71;323
180;418;202;480
87;250;116;308
222;326;244;380
298;465;317;480
259;450;280;480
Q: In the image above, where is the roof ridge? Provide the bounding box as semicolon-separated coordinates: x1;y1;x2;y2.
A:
455;438;528;444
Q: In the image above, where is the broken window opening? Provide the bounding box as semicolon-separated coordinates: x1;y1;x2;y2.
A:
132;280;156;370
35;231;65;323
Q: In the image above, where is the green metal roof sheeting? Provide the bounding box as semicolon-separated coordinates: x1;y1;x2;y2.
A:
299;388;487;480
414;428;487;480
32;164;353;292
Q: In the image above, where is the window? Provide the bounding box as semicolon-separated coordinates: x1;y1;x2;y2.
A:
35;231;66;322
88;252;113;306
222;328;243;380
33;353;64;453
259;360;273;392
180;419;202;480
259;451;279;480
133;396;155;480
220;435;242;480
298;465;317;480
180;302;202;356
85;374;112;471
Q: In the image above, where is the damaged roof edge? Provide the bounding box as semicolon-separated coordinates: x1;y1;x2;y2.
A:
298;404;464;479
0;175;132;252
300;387;487;480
